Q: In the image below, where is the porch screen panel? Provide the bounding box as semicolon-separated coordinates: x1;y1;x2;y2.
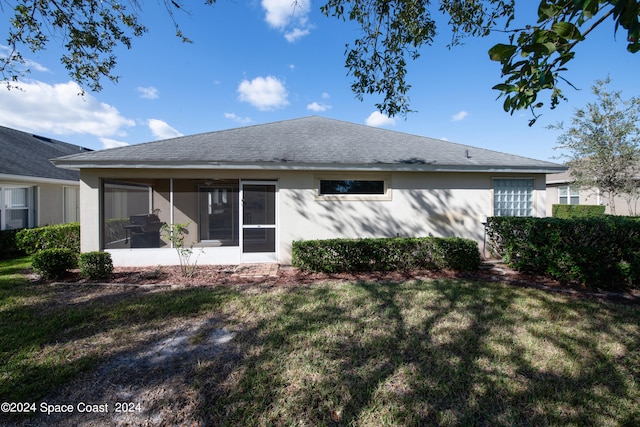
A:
199;181;239;246
494;179;534;216
242;184;276;253
103;180;155;249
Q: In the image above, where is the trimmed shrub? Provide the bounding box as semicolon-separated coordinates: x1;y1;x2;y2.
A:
486;216;640;290
16;223;80;255
79;252;113;280
552;204;606;218
32;248;78;280
0;229;26;260
292;237;480;273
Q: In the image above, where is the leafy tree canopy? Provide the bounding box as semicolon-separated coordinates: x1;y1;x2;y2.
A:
1;1;638;119
552;77;640;214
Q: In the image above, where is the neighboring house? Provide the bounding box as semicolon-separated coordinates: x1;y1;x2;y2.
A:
52;116;566;266
546;170;639;216
0;126;91;230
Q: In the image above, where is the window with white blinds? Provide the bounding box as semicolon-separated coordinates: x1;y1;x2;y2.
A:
493;179;534;216
0;187;32;230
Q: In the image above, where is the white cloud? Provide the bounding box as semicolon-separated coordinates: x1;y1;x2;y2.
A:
0;80;134;137
285;27;311;43
24;59;49;73
262;0;309;28
238;76;289;111
137;86;159;99
0;45;49;73
306;102;331;112
365;111;396;127
451;110;469;122
262;0;312;42
147;119;183;140
100;138;129;149
321;92;330;99
224;112;252;124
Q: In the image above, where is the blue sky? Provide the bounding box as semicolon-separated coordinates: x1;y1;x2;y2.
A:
0;1;637;162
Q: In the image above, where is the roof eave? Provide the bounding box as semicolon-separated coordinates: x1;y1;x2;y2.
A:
51;159;568;174
0;172;79;185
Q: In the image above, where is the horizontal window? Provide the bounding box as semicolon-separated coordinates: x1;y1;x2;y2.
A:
319;180;385;195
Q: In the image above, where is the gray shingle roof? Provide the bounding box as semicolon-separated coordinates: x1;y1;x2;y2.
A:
0;126;91;181
53;116;565;173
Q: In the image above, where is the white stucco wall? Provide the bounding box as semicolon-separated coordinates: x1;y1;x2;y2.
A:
79;169;548;266
277;171;546;264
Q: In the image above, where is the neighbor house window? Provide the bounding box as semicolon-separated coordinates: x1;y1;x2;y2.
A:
319;179;385;195
63;186;79;223
0;186;34;230
493;179;534;216
558;185;579;205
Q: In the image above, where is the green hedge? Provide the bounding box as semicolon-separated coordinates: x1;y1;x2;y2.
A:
15;223;80;255
79;251;113;280
552;204;606;218
32;248;78;280
486;216;640;290
0;229;26;260
292;237;480;273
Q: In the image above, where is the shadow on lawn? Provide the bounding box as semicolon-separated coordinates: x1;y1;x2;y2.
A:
0;282;235;403
194;279;640;426
1;276;639;426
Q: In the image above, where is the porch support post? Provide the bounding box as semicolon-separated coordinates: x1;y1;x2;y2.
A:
169;177;174;249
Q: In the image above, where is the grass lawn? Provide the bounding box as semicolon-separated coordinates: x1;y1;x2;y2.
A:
1;257;639;426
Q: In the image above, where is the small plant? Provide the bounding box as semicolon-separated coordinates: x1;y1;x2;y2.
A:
161;222;201;278
79;252;114;280
32;248;78;280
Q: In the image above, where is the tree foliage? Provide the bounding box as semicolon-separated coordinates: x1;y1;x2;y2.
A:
1;0;215;91
489;0;640;125
2;0;145;91
552;77;640;214
1;1;638;117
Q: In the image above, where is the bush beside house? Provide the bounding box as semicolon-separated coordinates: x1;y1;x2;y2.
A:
31;248;78;280
0;229;26;260
486;216;640;290
15;223;80;254
292;237;480;273
15;223;113;281
79;252;114;280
